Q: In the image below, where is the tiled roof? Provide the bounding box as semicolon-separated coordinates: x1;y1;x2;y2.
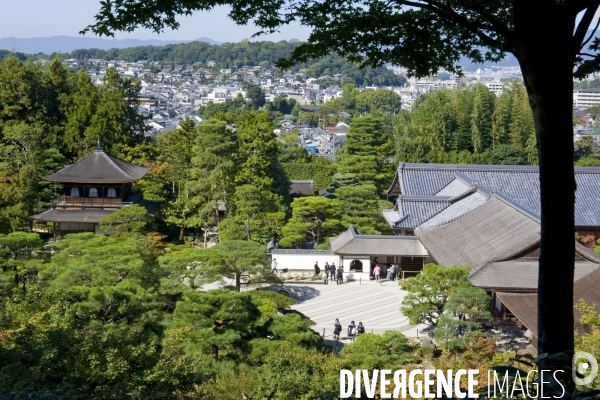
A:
29;209;116;223
290;180;315;196
392;163;600;227
495;267;600;337
330;225;427;256
470;261;598;290
419;192;488;229
271;249;333;255
43;148;150;184
394;196;450;229
416;197;541;273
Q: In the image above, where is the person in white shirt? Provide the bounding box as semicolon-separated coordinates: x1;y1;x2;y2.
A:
271;258;278;273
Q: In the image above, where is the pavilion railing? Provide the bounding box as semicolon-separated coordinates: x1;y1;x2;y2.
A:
52;196;132;207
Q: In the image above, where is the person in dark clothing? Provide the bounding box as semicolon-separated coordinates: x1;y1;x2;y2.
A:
348;321;357;342
329;263;336;283
357;322;365;336
333;319;342;340
336;266;343;285
314;261;320;278
324;262;330;282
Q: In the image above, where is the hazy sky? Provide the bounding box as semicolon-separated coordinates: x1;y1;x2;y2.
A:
0;0;311;42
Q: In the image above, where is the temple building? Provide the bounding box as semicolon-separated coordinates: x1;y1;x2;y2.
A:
30;146;152;237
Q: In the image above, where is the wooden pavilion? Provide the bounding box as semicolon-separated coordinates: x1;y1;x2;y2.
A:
29;145;151;237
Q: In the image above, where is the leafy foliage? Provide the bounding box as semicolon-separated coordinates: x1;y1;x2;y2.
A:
400;263;472;326
434;286;494;350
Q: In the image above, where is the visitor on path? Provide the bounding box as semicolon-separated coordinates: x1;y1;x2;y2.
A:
329;262;336;283
348;321;357;342
373;264;381;283
357;322;365;336
333;319;342;340
389;264;396;281
271;258;278;273
324;262;330;282
336;265;344;285
314;261;320;278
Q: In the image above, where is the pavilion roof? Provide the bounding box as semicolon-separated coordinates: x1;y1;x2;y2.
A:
42;147;150;184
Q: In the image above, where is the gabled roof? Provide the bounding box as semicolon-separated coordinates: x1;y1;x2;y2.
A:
495;266;600;337
330;225;427;256
470;261;598;290
416;196;541;273
388;163;600;227
30;209;116;223
290;180;315;196
43;147;151;184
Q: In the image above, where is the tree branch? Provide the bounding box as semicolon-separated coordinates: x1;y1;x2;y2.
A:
574;0;600;52
581;17;600;51
395;0;509;51
578;52;600;57
451;0;512;38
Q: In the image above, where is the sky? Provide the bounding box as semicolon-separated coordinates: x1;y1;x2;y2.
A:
0;0;311;42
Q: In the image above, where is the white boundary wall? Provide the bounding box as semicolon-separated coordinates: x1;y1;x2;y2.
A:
271;250;340;273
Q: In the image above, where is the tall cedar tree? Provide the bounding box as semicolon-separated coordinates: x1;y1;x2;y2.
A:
334;183;389;234
234;111;289;200
189;119;237;227
337;115;394;193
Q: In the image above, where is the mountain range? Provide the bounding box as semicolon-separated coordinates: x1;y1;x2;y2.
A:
0;35;221;54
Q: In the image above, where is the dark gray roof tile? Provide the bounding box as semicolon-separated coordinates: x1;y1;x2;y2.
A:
43;148;150;184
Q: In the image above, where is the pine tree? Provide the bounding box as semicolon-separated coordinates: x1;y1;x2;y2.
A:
334;183;390;234
337;115;394;193
235;111;289;199
64;72;100;157
190;119;238;226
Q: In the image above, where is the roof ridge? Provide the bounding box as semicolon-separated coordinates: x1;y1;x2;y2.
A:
401;162;541;171
103;152;137;180
398;195;452;202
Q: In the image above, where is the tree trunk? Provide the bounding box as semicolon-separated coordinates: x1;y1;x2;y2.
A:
211;344;218;361
235;273;241;292
179;227;184;242
513;6;575;359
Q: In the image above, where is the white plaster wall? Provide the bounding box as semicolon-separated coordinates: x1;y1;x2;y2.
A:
272;253;340;272
340;255;371;282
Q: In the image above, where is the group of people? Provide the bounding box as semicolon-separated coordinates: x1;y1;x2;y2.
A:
314;261;344;285
371;261;397;283
333;319;364;342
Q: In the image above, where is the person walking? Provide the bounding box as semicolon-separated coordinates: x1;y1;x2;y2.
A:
348;321;357;342
329;262;336;283
333;319;342;340
373;264;381;283
389;264;396;281
313;261;320;278
386;264;392;281
324;262;330;283
357;322;365;336
271;258;278;273
336;265;344;285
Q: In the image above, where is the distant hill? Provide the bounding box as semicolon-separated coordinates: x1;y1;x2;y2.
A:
0;35;221;54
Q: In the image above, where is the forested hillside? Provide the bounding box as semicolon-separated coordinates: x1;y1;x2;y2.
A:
65;40;406;86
